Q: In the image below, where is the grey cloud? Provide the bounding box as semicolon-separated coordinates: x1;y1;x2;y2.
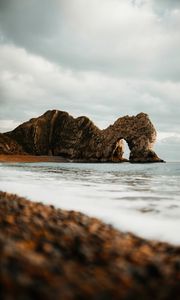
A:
0;0;180;159
155;136;180;161
0;0;60;36
0;44;179;135
0;0;180;81
152;0;180;13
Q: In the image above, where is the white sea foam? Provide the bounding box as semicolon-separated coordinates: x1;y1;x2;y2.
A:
0;162;180;245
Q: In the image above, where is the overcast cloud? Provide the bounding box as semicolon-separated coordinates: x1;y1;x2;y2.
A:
0;0;180;160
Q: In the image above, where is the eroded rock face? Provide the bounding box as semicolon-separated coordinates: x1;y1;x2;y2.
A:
0;133;24;155
102;112;162;162
0;110;164;162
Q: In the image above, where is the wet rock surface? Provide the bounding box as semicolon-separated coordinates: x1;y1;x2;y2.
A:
0;110;163;162
0;191;179;299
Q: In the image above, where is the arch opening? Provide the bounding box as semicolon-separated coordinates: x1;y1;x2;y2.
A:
111;138;130;162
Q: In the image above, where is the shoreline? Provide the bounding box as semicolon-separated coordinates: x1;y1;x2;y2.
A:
0;154;165;164
0;154;70;163
0;154;128;163
0;191;180;299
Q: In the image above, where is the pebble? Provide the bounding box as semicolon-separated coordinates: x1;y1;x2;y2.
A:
0;191;180;299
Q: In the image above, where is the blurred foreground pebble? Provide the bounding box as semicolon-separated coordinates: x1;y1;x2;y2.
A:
0;191;180;299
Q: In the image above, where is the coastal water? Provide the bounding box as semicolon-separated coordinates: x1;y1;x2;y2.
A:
0;162;180;245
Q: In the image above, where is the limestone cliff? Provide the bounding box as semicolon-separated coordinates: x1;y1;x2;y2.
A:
0;133;24;155
0;110;164;162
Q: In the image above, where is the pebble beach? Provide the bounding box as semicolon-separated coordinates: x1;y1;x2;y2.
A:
0;191;180;299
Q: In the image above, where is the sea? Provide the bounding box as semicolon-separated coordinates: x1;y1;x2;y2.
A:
0;162;180;245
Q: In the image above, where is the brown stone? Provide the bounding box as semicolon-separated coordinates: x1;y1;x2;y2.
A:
0;133;24;155
0;191;179;299
0;110;164;162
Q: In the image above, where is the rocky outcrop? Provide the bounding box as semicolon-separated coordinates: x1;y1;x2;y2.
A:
102;112;162;163
0;133;24;155
0;110;163;162
0;191;180;299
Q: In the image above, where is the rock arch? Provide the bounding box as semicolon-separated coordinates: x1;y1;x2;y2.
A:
99;112;162;162
111;138;130;162
1;110;164;163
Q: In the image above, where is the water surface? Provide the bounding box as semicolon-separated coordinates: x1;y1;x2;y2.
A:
0;162;180;244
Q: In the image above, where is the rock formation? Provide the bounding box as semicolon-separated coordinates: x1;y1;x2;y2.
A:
0;133;24;155
0;110;164;162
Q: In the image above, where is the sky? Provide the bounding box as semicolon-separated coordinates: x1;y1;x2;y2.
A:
0;0;180;161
